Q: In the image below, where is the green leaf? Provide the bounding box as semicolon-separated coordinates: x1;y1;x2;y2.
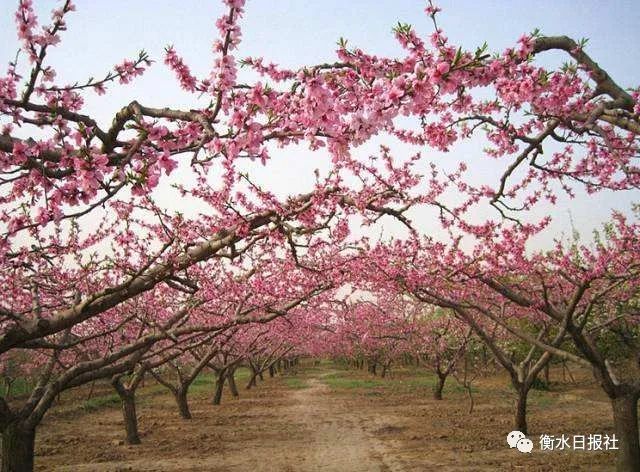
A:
453;47;462;66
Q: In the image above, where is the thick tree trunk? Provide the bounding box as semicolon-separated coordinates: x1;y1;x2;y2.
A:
258;370;264;381
515;387;529;434
113;377;141;445
174;389;191;419
212;373;225;405
246;374;257;390
465;385;475;414
120;392;141;444
246;365;258;389
2;421;36;472
433;374;446;400
611;393;640;472
227;371;239;398
269;365;275;378
543;363;550;386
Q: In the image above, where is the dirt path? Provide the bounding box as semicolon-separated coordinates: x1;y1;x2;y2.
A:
39;373;399;471
35;365;617;471
287;376;391;471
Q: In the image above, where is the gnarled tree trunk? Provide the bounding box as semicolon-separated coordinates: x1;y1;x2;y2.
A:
612;393;640;472
112;378;141;445
120;392;140;444
174;389;191;420
212;371;225;405
433;373;447;400
227;370;239;398
246;365;258;390
514;385;530;434
2;421;36;472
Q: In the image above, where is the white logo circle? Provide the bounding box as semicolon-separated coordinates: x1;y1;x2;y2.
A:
516;438;534;453
507;430;525;448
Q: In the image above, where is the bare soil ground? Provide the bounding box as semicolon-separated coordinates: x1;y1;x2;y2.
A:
34;363;619;471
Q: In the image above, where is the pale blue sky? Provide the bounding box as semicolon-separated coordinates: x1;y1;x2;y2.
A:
3;1;638;106
1;1;638;249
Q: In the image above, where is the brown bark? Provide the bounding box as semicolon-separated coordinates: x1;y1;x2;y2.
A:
246;374;257;390
1;421;36;472
515;386;529;434
174;389;191;419
433;374;446;400
112;376;141;444
612;393;640;472
227;370;239;398
120;393;141;444
543;363;550;386
212;372;225;405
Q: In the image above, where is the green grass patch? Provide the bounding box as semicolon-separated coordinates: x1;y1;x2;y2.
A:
318;368;480;397
398;372;437;389
449;383;478;394
190;367;252;394
284;377;307;389
190;372;215;393
530;390;555;408
530;377;550;391
322;372;385;390
81;393;121;412
392;377;476;395
1;377;33;399
234;367;251;381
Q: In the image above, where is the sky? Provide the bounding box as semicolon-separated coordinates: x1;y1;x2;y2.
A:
1;0;639;250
